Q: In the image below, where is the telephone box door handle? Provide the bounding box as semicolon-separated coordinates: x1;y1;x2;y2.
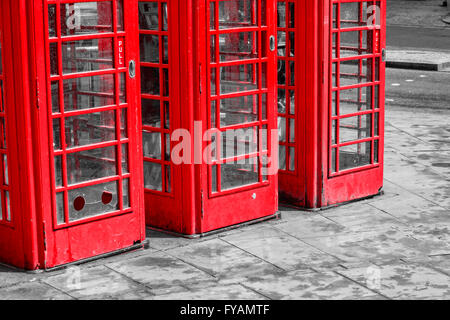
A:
129;60;136;78
269;35;276;52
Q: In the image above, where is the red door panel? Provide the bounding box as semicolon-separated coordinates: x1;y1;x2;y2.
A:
201;0;278;233
39;0;145;268
0;0;28;268
322;0;385;206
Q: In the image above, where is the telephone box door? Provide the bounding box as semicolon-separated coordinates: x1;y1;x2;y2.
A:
323;0;385;205
201;0;278;232
39;0;144;268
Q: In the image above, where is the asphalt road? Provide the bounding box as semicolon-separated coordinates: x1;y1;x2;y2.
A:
387;26;450;51
386;68;450;110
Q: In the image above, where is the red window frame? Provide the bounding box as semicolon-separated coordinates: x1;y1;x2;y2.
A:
329;0;383;177
206;0;273;197
43;0;139;229
139;0;174;196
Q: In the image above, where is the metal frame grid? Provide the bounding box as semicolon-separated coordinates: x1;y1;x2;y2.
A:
329;0;382;177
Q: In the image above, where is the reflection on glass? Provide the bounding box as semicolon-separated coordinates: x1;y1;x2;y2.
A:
339;114;372;143
144;161;162;191
62;39;114;74
218;0;256;29
142;99;161;127
221;158;259;191
65;110;116;148
339;142;371;171
140;34;159;63
68;181;119;222
60;2;113;36
63;74;115;111
143;131;161;159
66;146;117;185
139;2;159;30
219;32;258;62
220;64;257;94
220;95;258;127
141;67;160;95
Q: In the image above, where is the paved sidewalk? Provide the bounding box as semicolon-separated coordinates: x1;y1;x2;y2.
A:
1;104;450;300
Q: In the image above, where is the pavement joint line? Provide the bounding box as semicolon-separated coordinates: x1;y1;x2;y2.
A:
383;177;449;211
400;258;450;279
103;264;156;294
332;270;391;300
39;279;79;300
162;250;219;280
218;237;287;273
237;283;274;300
387;122;433;145
270;224;347;265
365;203;410;226
396;150;450;180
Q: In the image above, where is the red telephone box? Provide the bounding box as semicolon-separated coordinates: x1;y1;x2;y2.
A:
277;0;385;208
0;0;145;270
138;0;279;236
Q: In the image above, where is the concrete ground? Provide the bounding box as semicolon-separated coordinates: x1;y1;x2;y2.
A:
0;67;449;300
0;0;449;302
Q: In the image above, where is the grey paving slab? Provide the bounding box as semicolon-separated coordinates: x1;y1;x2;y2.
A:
338;263;450;300
0;281;73;300
221;226;341;271
0;265;42;289
272;213;347;239
299;227;445;264
43;265;153;300
320;203;406;233
242;269;381;300
152;284;267;300
166;238;283;280
107;250;215;289
146;229;194;251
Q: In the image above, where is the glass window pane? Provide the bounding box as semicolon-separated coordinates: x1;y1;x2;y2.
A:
339;59;370;87
139;2;159;30
63;74;115;111
142;99;161;127
61;39;114;74
220;64;257;94
140;34;159;63
221;158;259;191
123;178;130;208
339;114;372;143
339;86;372;115
220;95;258;127
339;142;371;171
144;161;162;191
143;131;161;159
218;0;256;29
60;2;113;36
66;146;117;185
65;110;116;148
219;32;258;62
68;181;119;222
221;127;258;159
141;67;160;95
